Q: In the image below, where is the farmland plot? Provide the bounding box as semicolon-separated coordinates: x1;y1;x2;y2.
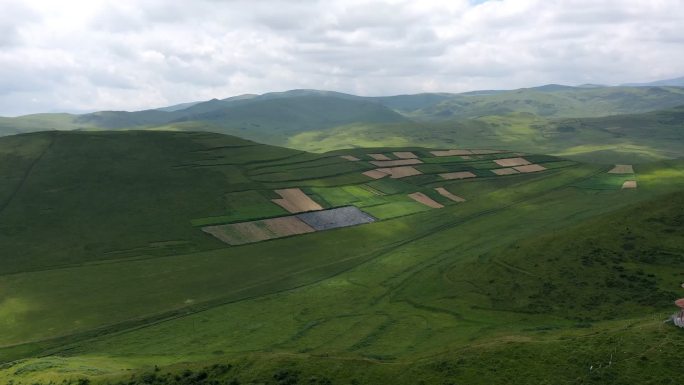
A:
297;206;376;230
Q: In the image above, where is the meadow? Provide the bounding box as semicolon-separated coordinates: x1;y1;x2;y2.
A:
0;130;683;384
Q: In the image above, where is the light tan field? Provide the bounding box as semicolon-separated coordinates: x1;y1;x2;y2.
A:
340;155;361;161
622;180;638;189
203;216;315;245
203;222;271;245
430;149;472;156
439;171;477;180
263;216;315;237
494;157;531;167
491;168;520;176
370;158;423;167
376;166;422;178
363;169;390;179
435;187;466;202
608;164;634;174
272;188;323;213
368;153;391;160
408;192;444;208
514;164;547;173
393;151;418;159
470;149;504;155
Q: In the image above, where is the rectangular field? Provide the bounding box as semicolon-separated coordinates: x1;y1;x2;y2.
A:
310;185;378;206
435;187;466;202
609;164;634;174
622;180;637;189
368;153;392;160
202;216;315;245
272;188;324;213
491;168;520;176
470;149;504;155
513;164;547;173
430;149;472;156
408;192;444;208
422;156;471;164
296;206;376;230
366;178;414;194
494;157;531;167
376;166;423;179
362;198;432;219
440;171;477;180
191;190;288;226
363;169;389;179
393;151;418;159
370;159;423;167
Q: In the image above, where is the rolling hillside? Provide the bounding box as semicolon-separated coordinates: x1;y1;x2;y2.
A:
1;130;684;384
288;106;684;163
407;86;684;120
1;86;684;165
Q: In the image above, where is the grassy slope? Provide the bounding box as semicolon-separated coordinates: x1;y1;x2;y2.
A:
0;132;574;351
0;131;307;274
1;131;683;384
3;87;684;165
287;107;684;163
0;113;84;135
411;86;684;120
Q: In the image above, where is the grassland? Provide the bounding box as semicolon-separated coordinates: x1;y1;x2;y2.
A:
1;130;684;385
3;86;684;166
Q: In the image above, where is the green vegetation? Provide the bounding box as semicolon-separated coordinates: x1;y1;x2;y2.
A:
1;128;684;385
3;87;684;165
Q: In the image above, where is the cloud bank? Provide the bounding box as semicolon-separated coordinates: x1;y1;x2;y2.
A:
1;0;682;115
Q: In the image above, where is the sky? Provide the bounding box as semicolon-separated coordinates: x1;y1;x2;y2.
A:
1;0;683;116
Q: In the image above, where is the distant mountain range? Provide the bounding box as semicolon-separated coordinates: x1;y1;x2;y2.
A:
1;82;683;163
621;76;684;87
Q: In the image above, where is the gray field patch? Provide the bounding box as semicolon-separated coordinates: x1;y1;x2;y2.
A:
297;206;376;231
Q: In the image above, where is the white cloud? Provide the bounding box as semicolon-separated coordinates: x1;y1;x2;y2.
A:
0;0;682;115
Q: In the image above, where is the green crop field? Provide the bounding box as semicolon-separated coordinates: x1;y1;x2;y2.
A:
1;128;683;385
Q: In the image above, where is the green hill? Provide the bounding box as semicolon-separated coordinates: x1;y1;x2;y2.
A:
2;86;684;165
409;86;684;120
287;106;684;163
0;113;83;135
1;130;684;384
